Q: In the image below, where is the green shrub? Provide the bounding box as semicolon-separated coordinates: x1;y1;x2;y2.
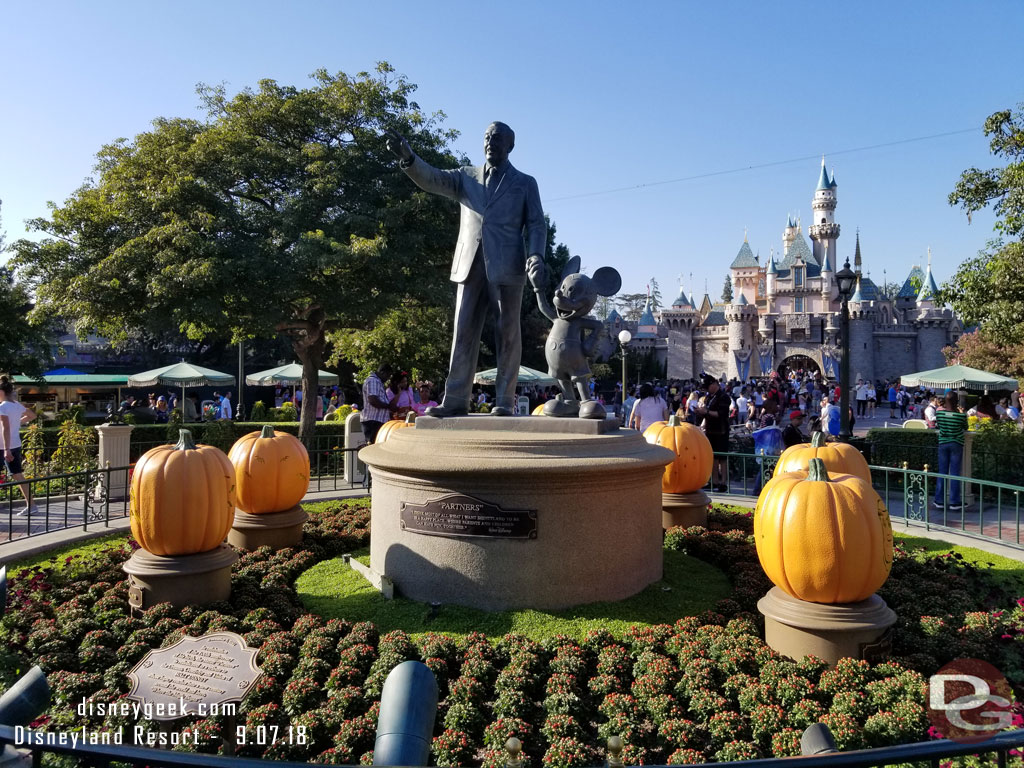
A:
249;400;268;421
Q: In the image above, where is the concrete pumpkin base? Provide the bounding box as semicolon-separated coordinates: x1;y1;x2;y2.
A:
662;490;710;530
122;544;238;616
758;586;897;665
360;415;674;611
228;505;308;551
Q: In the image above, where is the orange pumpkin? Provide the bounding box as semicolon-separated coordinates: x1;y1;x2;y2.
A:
643;415;713;493
754;458;893;603
130;429;236;556
532;404;545;415
229;425;310;514
773;430;871;483
376;412;417;444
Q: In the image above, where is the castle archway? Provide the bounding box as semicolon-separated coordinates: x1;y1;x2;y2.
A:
778;354;820;378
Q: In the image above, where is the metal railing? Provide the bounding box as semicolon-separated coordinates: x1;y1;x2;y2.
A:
0;441;367;545
0;723;1022;768
712;452;1024;549
0;464;130;544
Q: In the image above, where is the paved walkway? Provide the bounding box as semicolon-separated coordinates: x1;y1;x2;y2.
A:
3;480;1020;566
0;485;369;563
711;492;1024;562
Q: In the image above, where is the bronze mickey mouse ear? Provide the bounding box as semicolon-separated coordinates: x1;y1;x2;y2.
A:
591;267;622;296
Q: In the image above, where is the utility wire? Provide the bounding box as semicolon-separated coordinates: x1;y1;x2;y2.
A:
546;127;979;203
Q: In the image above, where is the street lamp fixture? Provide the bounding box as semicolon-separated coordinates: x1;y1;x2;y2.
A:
618;329;632;420
835;259;857;442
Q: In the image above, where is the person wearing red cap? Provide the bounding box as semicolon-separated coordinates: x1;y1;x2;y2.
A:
782;410;805;448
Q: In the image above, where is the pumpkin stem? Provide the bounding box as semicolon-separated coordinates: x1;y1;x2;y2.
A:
667;414;681;427
807;457;831;482
811;431;826;448
175;429;197;451
260;425;276;439
404;412;417;424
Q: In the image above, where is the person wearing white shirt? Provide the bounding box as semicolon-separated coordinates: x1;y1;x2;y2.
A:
0;377;38;515
736;393;749;424
855;380;869;417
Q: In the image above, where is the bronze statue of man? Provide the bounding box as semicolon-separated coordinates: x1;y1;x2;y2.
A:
386;122;546;416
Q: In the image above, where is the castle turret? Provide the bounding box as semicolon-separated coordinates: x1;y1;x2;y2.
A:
913;249;953;370
847;276;878;385
662;285;698;378
726;291;757;380
766;251;778;302
783;215;799;254
820;248;833;307
809;157;840;271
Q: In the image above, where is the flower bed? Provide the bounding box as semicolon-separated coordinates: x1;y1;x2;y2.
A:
1;502;1023;765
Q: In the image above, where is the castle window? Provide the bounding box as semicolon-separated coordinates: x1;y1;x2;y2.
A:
794;267;803;287
794;297;804;313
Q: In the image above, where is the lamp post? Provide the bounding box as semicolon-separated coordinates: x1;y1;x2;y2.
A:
618;330;632;416
835;258;858;442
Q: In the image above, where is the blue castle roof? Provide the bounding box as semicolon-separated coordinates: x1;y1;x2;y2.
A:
730;240;759;268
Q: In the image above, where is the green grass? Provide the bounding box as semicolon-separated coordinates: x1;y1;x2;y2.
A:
893;532;1024;594
295;548;732;642
2;532;131;578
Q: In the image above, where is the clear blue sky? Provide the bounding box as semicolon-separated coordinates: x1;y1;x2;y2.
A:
2;1;1022;304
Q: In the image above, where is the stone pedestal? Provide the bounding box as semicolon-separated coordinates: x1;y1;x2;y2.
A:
227;505;308;551
95;424;134;501
122;545;238;615
962;431;975;506
758;586;897;665
359;415;674;611
662;490;710;530
345;411;367;484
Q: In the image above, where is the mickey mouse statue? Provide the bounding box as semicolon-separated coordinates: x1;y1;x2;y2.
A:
526;255;622;418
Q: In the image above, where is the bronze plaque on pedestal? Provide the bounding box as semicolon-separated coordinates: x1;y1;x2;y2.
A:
400;494;537;539
126;632;262;720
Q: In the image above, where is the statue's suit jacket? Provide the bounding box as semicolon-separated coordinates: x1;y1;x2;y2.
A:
402;155;547;285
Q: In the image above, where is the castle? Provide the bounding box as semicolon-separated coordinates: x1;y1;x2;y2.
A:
605;159;962;384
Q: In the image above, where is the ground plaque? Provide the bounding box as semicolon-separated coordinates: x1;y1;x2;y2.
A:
126;631;262;720
400;493;537;539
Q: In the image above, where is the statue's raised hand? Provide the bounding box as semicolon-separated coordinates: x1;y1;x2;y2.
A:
384;129;414;164
526;255;546;289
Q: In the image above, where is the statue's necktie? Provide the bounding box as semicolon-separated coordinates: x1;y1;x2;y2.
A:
486;166;500;198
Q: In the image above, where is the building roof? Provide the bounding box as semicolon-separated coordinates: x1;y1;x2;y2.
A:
636;297;657;336
12;374;131;385
702;304;728;326
897;266;925;299
850;276;881;303
767;254;778;274
730;240;759;269
816;159;832;191
917;264;940;303
605;308;622;323
671;286;690;307
734;292;748;306
688;292;698;309
781;230;817;269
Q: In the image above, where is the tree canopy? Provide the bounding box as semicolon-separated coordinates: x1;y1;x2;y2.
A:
940;105;1024;379
0;204;53;377
11;63;462;440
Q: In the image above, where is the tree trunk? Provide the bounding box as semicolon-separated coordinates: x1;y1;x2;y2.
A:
295;338;324;451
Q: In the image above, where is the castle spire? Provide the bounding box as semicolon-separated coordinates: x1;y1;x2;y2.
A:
854;230;862;275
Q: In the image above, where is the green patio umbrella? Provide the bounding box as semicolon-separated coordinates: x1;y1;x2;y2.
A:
473;365;557;386
244;363;339;386
899;364;1019;393
128;362;236;418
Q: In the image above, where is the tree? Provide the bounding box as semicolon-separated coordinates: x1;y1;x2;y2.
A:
12;64;461;444
648;277;663;311
938;106;1024;360
0;204;53;377
721;275;733;303
616;293;647;322
943;330;1024;382
332;304;451;383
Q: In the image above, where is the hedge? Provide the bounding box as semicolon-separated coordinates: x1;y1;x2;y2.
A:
866;426;1024;486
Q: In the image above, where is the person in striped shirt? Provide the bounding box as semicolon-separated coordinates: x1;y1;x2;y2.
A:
933;391;968;510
